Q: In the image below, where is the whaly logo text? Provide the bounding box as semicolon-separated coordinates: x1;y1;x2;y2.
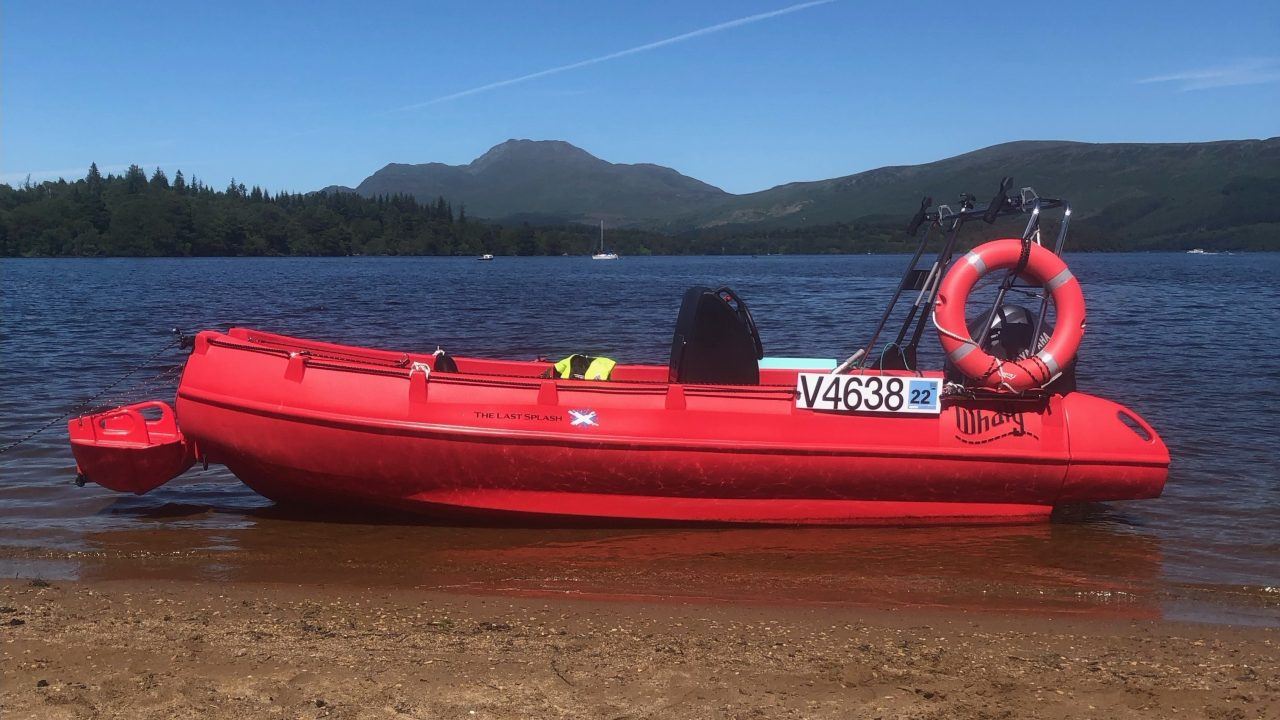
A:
954;408;1037;444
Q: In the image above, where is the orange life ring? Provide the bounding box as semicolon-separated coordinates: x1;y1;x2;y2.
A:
934;238;1086;392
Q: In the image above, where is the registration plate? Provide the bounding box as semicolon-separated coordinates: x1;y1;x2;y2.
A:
795;373;942;415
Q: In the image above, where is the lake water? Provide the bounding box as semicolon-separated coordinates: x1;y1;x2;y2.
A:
2;254;1277;625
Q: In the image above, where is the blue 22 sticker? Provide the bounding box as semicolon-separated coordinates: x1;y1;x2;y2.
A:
907;379;939;412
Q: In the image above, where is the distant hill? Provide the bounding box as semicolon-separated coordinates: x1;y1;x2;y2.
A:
333;137;1280;250
317;184;356;195
684;139;1280;245
348;139;727;225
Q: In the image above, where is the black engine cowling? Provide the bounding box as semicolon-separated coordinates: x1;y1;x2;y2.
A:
946;304;1077;392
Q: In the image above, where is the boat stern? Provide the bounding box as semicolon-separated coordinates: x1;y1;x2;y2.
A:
68;401;195;494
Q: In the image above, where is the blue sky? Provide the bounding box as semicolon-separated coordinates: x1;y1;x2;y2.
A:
3;0;1278;194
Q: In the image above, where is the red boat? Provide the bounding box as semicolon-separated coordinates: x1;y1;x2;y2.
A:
68;184;1169;525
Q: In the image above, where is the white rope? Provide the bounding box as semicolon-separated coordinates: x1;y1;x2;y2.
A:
931;309;976;346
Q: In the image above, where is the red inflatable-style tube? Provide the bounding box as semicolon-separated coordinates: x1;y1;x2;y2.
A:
62;324;1169;524
934;239;1086;392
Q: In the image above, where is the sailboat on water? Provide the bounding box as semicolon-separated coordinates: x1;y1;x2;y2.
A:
591;220;618;260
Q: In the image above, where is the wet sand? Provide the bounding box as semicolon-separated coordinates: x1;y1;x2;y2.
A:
2;501;1278;717
3;578;1277;719
3;514;1278;627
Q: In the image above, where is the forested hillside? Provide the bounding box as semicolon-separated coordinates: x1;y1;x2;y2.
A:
683;139;1280;251
4;146;1278;257
0;164;668;257
333;137;1280;251
0;163;947;257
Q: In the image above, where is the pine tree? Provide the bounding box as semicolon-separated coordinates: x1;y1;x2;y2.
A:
86;163;103;195
173;170;186;194
150;167;169;190
125;164;148;193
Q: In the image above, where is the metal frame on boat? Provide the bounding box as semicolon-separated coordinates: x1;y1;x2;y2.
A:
843;178;1072;378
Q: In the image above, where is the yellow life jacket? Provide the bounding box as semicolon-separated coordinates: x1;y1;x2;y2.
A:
552;354;617;381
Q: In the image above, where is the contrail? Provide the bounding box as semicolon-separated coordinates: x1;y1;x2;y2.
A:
1136;58;1280;92
400;0;835;109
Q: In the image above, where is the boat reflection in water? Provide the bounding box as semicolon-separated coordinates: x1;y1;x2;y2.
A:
26;498;1170;622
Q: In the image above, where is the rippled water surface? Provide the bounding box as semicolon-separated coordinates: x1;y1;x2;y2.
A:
2;254;1277;624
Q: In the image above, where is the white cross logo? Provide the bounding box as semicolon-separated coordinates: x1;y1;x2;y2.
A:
569;410;598;427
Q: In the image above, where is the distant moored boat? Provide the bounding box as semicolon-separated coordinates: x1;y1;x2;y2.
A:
591;221;618;260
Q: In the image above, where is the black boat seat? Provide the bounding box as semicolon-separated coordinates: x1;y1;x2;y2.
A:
432;349;458;372
669;286;764;385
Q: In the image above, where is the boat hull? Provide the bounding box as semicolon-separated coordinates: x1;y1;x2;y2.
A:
161;328;1168;525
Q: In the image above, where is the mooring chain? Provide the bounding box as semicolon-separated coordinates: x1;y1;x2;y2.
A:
0;332;188;455
87;362;186;416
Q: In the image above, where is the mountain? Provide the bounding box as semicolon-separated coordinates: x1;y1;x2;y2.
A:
349;139;727;225
330;137;1280;248
684;139;1280;241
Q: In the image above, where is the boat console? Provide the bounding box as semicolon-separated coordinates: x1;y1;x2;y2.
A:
669;286;764;385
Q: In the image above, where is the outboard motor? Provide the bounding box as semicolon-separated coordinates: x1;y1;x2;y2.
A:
946;304;1076;391
669;286;764;384
971;304;1038;361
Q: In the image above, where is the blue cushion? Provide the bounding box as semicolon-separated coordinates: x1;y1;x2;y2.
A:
758;357;838;371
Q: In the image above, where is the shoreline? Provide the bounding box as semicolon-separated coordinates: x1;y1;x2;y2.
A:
3;577;1276;719
2;541;1278;631
2;507;1277;630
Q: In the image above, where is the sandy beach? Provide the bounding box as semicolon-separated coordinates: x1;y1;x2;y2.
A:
3;578;1276;719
